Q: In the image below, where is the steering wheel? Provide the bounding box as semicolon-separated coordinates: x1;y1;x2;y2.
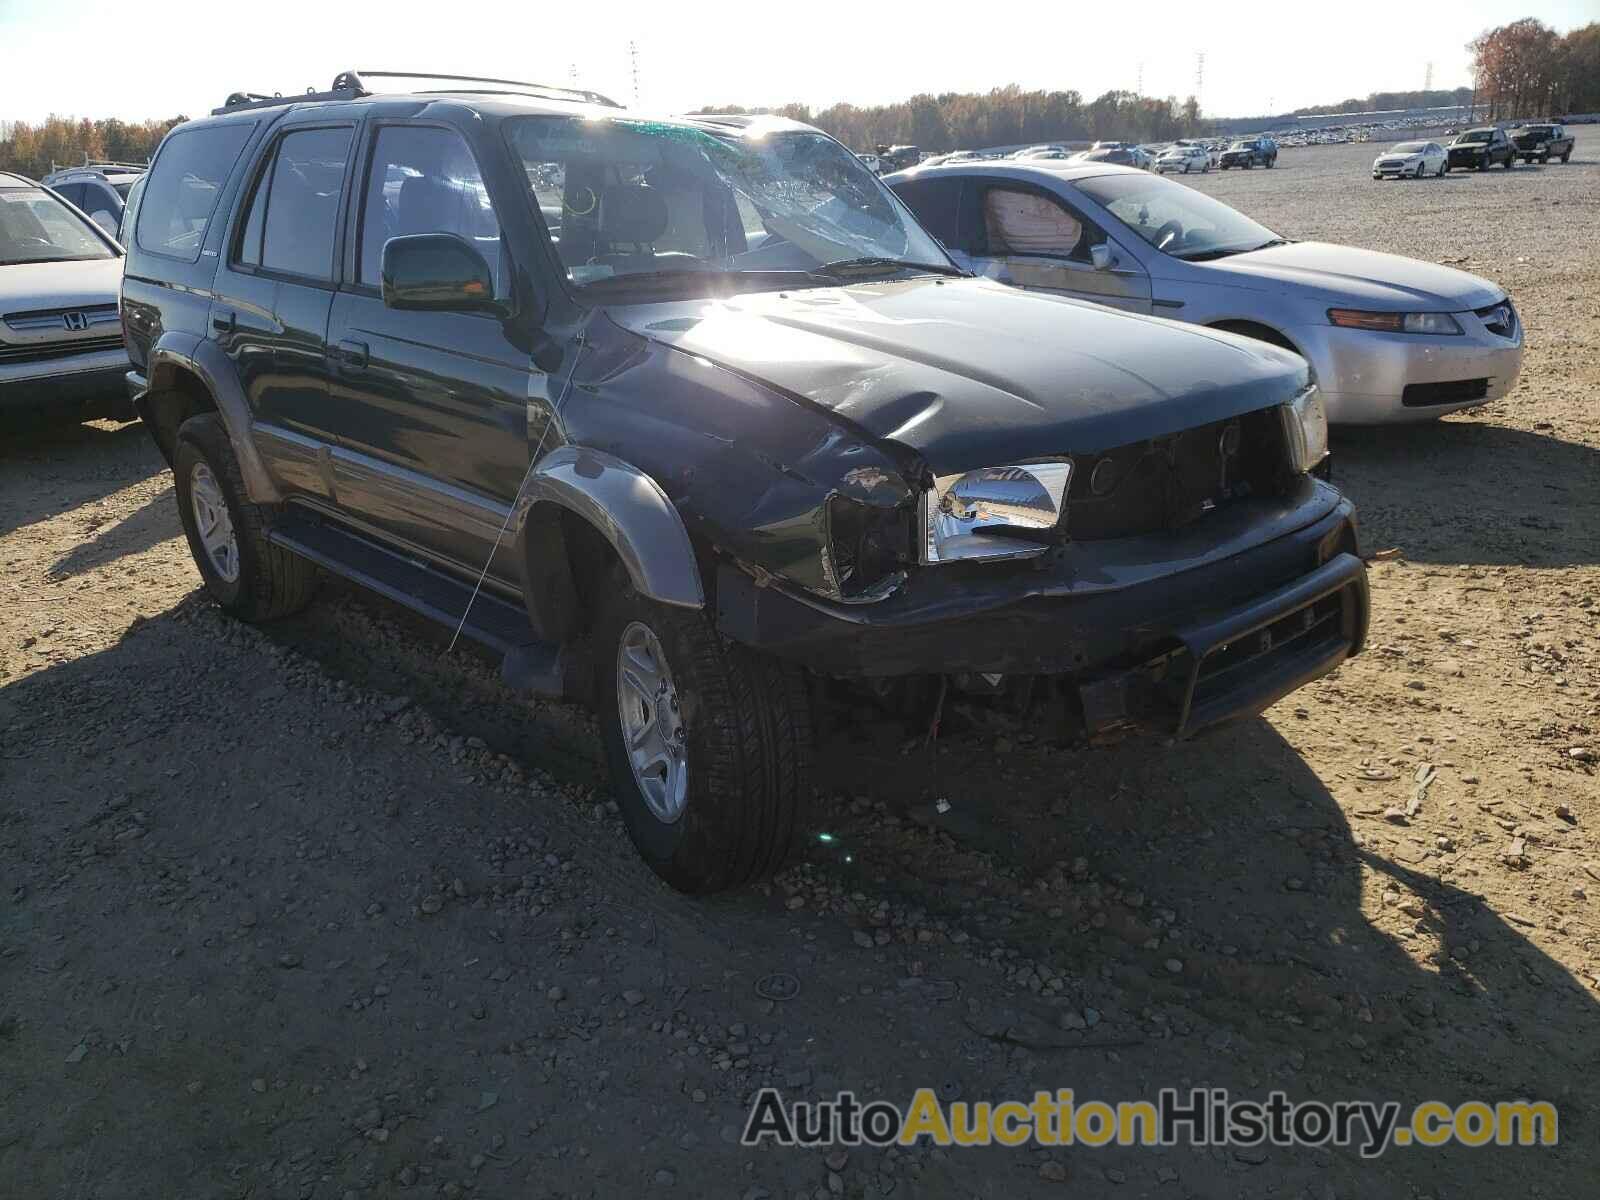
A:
1153;220;1185;252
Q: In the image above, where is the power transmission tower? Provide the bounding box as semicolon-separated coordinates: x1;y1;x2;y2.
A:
1194;52;1205;109
629;41;640;107
1424;61;1434;92
1136;61;1144;96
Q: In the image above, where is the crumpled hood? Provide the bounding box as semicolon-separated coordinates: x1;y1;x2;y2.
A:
606;277;1306;474
0;257;123;315
1195;241;1502;311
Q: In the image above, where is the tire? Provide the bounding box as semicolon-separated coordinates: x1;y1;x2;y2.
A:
1561;150;1571;163
594;578;812;893
173;413;317;621
1503;153;1514;169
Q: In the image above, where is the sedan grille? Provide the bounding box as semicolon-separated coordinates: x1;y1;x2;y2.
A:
1064;408;1290;541
1475;300;1516;338
1401;379;1489;408
3;303;120;334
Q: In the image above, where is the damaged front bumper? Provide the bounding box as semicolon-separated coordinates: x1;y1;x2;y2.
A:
715;479;1368;739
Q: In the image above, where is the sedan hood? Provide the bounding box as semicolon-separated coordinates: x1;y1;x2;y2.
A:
0;257;123;314
606;277;1306;474
1195;241;1503;311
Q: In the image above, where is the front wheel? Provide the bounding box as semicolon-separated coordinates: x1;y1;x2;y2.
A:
1561;150;1571;163
595;581;812;893
1503;154;1514;169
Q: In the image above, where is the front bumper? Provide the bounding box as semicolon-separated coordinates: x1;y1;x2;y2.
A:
0;346;132;422
716;481;1368;737
1285;307;1524;424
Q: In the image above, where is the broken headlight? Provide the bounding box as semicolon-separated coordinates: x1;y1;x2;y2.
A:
920;462;1072;564
1279;384;1329;473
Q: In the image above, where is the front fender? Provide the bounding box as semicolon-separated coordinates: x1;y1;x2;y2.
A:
147;333;281;505
522;445;705;609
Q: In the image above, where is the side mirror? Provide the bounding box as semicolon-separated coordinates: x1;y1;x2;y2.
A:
381;233;506;315
1090;243;1114;272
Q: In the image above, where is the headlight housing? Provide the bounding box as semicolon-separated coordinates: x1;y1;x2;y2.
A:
1328;309;1464;335
920;462;1071;564
1280;385;1329;473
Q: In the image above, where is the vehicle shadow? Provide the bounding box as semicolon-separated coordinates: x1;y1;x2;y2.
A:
808;709;1599;1194
46;483;176;579
1331;418;1600;566
0;419;156;539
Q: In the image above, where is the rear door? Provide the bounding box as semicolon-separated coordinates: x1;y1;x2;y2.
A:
322;120;531;586
212;121;356;501
960;179;1152;314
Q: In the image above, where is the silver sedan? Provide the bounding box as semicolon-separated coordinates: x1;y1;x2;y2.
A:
1372;141;1447;179
885;161;1523;423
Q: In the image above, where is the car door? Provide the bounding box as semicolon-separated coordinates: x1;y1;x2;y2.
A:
960;180;1151;314
212;121;356;502
322;120;532;586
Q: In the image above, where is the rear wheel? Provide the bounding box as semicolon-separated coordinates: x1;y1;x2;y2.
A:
1503;153;1514;169
1561;149;1571;163
173;414;317;621
594;579;812;893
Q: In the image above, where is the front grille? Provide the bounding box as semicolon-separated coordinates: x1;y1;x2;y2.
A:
1474;299;1516;338
3;304;120;334
1402;378;1489;407
1064;408;1290;541
0;335;125;364
1377;160;1403;169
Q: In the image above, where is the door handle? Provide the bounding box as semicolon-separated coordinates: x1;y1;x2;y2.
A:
334;340;369;370
212;310;236;334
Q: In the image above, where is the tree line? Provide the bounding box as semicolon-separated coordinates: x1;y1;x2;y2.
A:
0;116;185;181
1469;19;1600;119
1287;87;1474;117
690;86;1205;153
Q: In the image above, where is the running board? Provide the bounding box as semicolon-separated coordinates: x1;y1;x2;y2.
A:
267;513;567;697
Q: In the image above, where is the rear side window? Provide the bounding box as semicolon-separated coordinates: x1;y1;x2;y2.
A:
137;123;253;261
235;126;353;281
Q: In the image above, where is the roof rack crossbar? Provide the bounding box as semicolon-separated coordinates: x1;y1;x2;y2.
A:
214;70;622;116
344;70;622;109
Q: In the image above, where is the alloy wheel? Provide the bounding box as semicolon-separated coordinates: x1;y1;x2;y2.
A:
189;462;240;583
616;620;689;822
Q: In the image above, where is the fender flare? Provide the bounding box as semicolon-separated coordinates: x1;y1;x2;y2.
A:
146;333;282;505
520;445;705;610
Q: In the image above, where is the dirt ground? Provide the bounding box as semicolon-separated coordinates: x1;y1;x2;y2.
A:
2;132;1597;1200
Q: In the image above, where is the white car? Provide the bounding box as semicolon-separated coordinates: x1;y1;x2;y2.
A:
1372;141;1447;180
1155;144;1210;174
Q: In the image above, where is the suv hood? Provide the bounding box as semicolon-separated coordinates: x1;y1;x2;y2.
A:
606;277;1305;474
0;257;123;314
1192;241;1503;311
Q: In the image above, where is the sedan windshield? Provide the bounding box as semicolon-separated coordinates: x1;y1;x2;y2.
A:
1073;172;1279;261
508;117;953;293
1392;142;1427;153
1457;131;1491;143
0;186;116;265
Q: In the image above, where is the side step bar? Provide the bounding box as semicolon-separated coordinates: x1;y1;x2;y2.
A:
267;513;567;697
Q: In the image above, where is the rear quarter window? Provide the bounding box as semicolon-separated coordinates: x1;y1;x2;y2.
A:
137;122;255;262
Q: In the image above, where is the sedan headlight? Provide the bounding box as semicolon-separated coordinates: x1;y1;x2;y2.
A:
921;462;1071;564
1280;385;1329;473
1328;309;1464;335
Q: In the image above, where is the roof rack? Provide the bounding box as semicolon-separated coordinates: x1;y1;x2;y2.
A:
213;70;622;115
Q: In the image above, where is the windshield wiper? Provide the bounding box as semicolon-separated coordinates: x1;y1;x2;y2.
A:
578;267;827;292
813;257;966;278
1173;238;1288;263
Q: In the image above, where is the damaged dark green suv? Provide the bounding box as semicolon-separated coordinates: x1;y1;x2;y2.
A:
121;72;1368;892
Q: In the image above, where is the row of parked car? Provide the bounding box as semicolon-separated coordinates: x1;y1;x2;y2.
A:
1;71;1525;890
1370;121;1576;178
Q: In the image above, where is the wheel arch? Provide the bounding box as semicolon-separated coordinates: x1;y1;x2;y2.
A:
1206;318;1303;357
144;335;280;504
517;445;706;643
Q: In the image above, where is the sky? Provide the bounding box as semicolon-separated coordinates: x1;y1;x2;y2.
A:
1;0;1596;125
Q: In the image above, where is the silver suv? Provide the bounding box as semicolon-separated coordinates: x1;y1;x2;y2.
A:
41;162;146;237
0;171;131;428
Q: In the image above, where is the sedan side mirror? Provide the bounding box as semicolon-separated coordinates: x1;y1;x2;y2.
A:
1090;243;1115;272
381;233;507;316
